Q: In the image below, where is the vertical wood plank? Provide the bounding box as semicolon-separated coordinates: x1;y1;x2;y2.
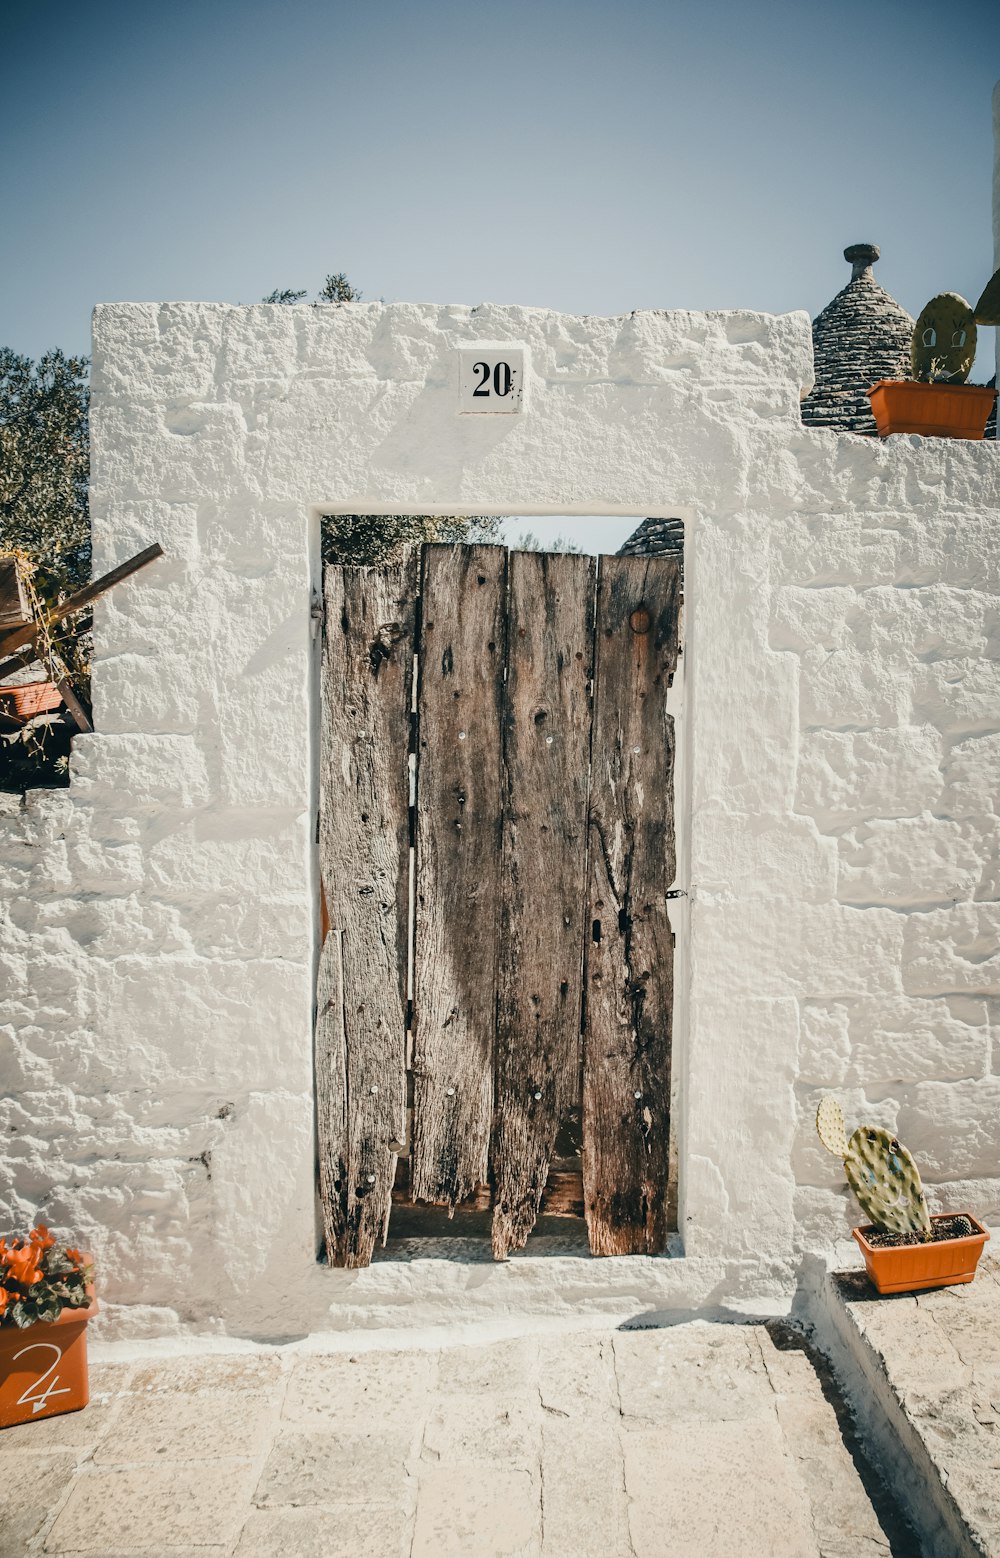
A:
491;550;595;1259
583;554;680;1256
316;559;416;1267
411;544;507;1208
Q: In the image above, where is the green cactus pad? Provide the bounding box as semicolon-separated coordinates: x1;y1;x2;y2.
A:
845;1126;932;1239
973;266;1000;326
816;1096;849;1157
911;294;976;383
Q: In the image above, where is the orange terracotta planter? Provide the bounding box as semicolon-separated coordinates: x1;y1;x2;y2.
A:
852;1212;990;1295
0;680;63;722
0;1297;98;1429
868;380;997;440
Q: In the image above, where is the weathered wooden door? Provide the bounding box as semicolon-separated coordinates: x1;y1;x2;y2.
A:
316;543;680;1267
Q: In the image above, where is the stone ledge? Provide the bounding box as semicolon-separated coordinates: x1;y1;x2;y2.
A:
815;1252;1000;1558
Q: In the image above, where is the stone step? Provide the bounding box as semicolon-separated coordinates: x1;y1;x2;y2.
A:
817;1253;1000;1558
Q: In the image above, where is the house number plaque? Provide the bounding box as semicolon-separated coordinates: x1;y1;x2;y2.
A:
458;347;526;414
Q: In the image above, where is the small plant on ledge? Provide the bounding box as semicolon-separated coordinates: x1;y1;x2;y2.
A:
815;1096;990;1295
0;1226;97;1429
868;265;1000;440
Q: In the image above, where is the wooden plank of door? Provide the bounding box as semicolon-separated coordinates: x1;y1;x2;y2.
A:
411;544;507;1208
583;553;681;1256
316;558;416;1268
491;550;595;1259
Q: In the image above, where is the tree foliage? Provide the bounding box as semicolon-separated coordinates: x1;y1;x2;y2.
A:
322;516;503;566
262;272;363;305
0;348;90;596
513;529;582;554
318;273;362;303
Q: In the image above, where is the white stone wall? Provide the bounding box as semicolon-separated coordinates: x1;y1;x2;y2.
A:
1;300;998;1338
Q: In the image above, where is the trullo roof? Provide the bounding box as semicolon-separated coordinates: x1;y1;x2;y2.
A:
800;243;914;436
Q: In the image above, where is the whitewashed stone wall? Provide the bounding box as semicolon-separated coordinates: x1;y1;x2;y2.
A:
1;299;998;1339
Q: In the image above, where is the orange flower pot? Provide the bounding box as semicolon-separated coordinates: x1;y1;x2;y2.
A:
867;380;997;440
852;1212;990;1295
0;1297;98;1429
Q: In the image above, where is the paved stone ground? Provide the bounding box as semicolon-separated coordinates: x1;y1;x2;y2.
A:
834;1251;1000;1558
0;1321;913;1558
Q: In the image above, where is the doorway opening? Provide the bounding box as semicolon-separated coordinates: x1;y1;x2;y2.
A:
316;523;685;1267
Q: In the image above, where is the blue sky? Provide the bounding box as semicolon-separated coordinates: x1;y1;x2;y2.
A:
3;0;997;379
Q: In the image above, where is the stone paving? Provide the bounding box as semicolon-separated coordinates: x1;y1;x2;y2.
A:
0;1321;911;1558
833;1252;1000;1558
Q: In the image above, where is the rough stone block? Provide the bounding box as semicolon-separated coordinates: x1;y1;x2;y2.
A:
850;584;990;661
94;1385;275;1464
437;1336;540;1397
145;810;310;898
846;995;990;1086
792;1184;858;1247
903;905;1000;995
421;1395;540;1468
70;734;211;809
911;660;1000;737
411;1465;539;1558
799;647;908;729
87;955;312;1091
622;1418;817;1558
691;902;905;997
45;1460;259;1552
837;815;991;907
791;726;940;828
895;1078;1000;1179
0;1451;80;1552
613;1322;772;1425
537;1333;619;1419
689;516;799;815
255;1428;415;1509
941;732;1000;817
282;1351;438;1432
797;1000;851;1085
923;1177;1000;1224
684;995;798;1254
693;811;837;902
539;1417;632;1558
235;1506;412;1558
769;585;854;652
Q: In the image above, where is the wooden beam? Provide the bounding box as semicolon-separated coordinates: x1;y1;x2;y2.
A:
0;544;164;659
582;554;680;1256
316;558;417;1268
0;558;30;631
410;544;507;1209
490;549;595;1259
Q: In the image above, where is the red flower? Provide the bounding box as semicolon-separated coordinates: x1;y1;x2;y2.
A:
30;1224;56;1251
0;1286;8;1317
65;1247;84;1267
5;1245;42;1286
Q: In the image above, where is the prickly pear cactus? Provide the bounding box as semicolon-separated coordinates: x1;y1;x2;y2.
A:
911;293;977;383
974;265;1000;326
816;1095;848;1156
815;1097;932;1240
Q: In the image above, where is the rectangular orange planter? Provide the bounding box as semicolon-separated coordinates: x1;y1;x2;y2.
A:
852;1212;990;1295
868;380;997;440
0;679;63;722
0;1298;98;1429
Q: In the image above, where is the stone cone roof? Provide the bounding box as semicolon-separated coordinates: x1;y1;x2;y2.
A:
801;243;914;436
619;518;684;578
